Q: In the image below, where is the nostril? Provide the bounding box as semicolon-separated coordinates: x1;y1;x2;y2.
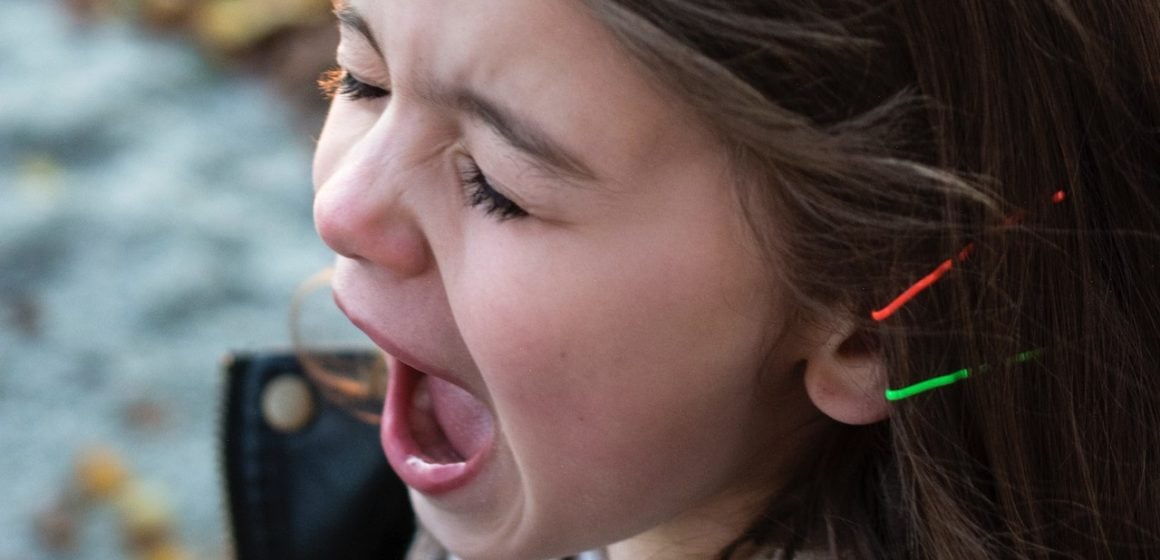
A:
371;221;432;277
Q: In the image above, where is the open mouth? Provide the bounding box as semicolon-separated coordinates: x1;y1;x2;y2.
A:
381;355;494;495
411;371;492;463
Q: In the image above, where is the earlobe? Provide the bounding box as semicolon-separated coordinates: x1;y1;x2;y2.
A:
802;325;890;425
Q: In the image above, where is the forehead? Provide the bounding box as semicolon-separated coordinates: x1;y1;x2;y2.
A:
340;0;707;181
345;0;606;77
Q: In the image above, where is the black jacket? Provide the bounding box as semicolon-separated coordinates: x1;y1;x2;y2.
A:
220;351;416;560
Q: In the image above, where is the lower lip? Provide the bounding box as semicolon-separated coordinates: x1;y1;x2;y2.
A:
380;354;491;495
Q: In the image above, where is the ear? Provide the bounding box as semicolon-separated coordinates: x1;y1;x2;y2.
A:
802;319;890;425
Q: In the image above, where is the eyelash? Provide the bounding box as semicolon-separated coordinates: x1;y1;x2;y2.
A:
321;68;524;220
319;68;390;100
460;161;528;220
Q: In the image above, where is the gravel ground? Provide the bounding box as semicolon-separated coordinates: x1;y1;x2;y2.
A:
0;2;348;558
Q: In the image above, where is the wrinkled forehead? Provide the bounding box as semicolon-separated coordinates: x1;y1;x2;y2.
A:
337;0;712;184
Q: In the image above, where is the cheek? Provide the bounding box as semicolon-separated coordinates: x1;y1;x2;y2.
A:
451;228;780;462
465;276;781;531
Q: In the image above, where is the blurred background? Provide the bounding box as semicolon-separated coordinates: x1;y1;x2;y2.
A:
0;0;358;557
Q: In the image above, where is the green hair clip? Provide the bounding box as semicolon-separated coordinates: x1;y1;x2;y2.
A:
884;350;1042;401
874;190;1066;401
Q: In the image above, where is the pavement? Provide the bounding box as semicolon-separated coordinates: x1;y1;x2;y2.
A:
0;2;353;557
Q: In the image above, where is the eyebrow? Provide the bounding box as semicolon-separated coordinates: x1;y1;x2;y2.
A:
334;3;382;56
332;4;598;182
420;82;599;181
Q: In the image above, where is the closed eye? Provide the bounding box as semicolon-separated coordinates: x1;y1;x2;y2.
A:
460;159;528;220
319;68;390;101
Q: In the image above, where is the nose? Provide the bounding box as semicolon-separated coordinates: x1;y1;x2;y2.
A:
313;121;431;278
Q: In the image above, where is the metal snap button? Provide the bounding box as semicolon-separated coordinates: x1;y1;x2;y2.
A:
260;373;316;433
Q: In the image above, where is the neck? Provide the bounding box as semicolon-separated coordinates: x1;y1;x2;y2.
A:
605;488;768;560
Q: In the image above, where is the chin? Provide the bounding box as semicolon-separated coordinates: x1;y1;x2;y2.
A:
416;502;599;560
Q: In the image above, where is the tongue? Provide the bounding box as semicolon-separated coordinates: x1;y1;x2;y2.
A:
427;376;493;462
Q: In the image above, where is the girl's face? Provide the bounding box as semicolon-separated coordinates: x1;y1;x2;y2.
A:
314;1;820;557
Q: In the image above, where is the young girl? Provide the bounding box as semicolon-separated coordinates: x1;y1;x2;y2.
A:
309;0;1160;558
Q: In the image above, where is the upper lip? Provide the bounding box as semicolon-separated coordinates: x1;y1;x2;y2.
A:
332;289;471;392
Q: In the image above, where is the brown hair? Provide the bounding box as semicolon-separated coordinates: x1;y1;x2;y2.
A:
583;1;1160;558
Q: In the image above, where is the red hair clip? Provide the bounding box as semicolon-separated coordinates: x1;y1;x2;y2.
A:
876;190;1066;401
871;190;1067;322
